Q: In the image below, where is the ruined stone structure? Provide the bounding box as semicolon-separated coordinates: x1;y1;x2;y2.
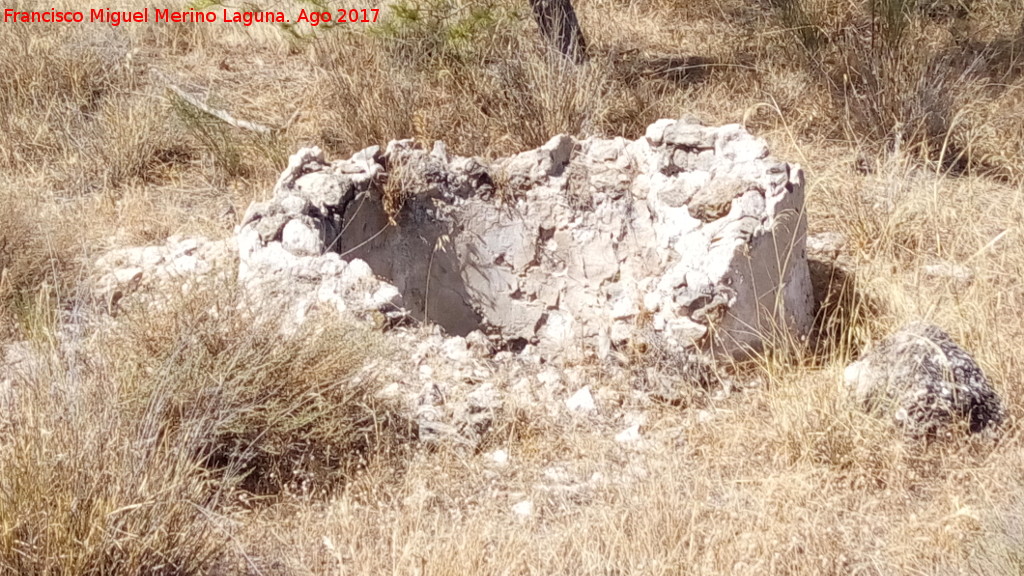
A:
234;117;813;358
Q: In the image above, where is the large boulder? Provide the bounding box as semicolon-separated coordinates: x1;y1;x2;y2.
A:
240;117;814;359
843;322;1004;436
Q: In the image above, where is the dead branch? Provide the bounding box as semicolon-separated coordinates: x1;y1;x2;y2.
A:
150;68;280;135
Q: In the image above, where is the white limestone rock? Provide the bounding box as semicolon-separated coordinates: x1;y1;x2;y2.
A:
281;219;322;256
106;118;810;368
512;500;534;517
91;236;235;310
565;386;596;413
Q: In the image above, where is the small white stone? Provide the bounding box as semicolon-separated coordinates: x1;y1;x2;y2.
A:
441;336;471;363
512;500;534;517
465;330;491;354
140;246;164;268
644;118;676;146
610;322;632;344
565;386;596;413
843;361;863;389
370;283;402;308
609;293;638;319
279;195;311;216
316;277;342;303
615;424;642;443
487;449;509;466
319;253;346;277
281;220;322;256
342;258;373;283
652;313;667;331
643;292;661;312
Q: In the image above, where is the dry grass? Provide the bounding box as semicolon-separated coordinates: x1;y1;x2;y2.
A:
2;0;1024;573
0;280;413;573
102;281;416;495
231;369;1019;576
0;188;81;342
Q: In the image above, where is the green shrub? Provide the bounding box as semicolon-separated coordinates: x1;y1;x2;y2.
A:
368;0;522;65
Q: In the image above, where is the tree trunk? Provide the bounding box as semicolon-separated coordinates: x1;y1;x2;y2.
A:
528;0;588;64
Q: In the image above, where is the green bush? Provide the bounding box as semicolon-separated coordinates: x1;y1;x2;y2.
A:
369;0;522;65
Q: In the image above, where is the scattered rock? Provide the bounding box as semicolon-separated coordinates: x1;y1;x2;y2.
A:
487;449;510;466
565;386;596;413
615;424;642;443
464;331;493;354
843;322;1004;436
92;235;234;310
441;336;472;362
512;500;534;517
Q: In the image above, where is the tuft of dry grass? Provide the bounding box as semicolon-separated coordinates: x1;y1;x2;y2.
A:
757;0;1024;179
0;189;80;342
97;280;417;497
0;280;414;573
0;319;229;575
